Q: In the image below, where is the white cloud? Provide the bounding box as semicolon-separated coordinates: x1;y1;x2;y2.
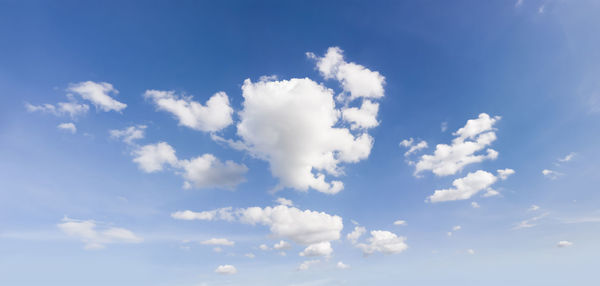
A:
144;90;233;132
299;241;333;257
26;101;90;118
245;253;255;258
393;220;407;226
497;168;515;180
132;142;247;189
414;113;500;176
341;100;380;129
399;138;428;157
471;202;480;208
133;142;178;173
110;125;146;145
259;244;270;251
336;261;350;269
467;249;475;255
213;247;223;253
67;81;126;112
529;205;540;211
275;197;293;206
441;121;448;132
452;225;462;231
57;217;142;250
273;240;292;250
308;46;385;101
171;207;234;221
514;212;549;229
542;169;562;180
200;238;235;246
347;226;366;243
57;122;77;134
427;170;506;203
215;265;237;275
356;230;408;255
298;260;320;271
558;152;576;163
556;240;573;248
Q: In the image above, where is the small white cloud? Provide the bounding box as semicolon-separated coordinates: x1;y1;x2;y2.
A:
171;207;234;221
57;122;77;134
556;241;573;248
273;240;292;250
336;261;350;269
441;121;448;132
471;202;480;208
200;238;235;246
57;217;142;250
144;90;233;132
110;125;146;145
529;205;540;211
215;265;237;275
356;230;408;255
298;260;320;271
67;81;126;112
452;225;462;231
558;152;576;163
393;220;407;226
133;142;178;173
467;249;475;255
299;241;333;257
514;212;549;229
542;169;562;180
244;253;255;258
259;244;270;251
347;226;366;244
399;138;428;156
497;168;515;180
275;197;293;206
427;170;503;203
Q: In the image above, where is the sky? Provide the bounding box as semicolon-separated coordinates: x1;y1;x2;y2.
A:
1;0;600;285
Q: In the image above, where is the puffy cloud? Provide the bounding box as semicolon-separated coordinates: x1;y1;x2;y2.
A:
336;261;350;269
471;202;481;208
232;77;375;194
299;242;333;257
171;207;234;221
427;170;499;203
133;142;178;173
57;217;142;250
356;230;408;255
452;225;462;231
497;168;515;180
556;241;573;248
132;142;247;189
200;238;235;246
57;122;76;134
341;100;380;129
110;125;146;145
414;113;500;176
346;226;366;243
215;265;237;275
308;46;385;101
298;260;320;271
259;244;270;251
144;90;233;132
542;169;562;179
393;220;407;226
399;138;428;157
67;81;126;112
275;197;293;206
273;240;292;250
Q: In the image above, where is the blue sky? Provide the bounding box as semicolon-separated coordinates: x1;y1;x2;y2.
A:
1;0;600;285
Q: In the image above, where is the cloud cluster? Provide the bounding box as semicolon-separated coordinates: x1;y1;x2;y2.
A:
144;90;233;132
57;217;142;249
132;142;247;189
414;113;500;176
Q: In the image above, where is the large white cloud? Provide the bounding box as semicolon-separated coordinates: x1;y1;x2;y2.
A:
144;90;233;132
67;81;126;112
132;142;247;190
427;169;514;203
57;217;142;250
356;230;408;255
414;113;500;176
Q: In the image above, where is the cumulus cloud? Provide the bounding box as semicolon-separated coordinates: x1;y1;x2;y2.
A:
341;100;380;129
336;261;350;269
414;113;500;176
144;90;233;132
427;169;512;203
298;260;320;271
57;217;142;249
132;142;247;189
201;238;235;246
556;240;573;248
399;138;428;157
259;244;270;251
57;122;77;134
471;202;480;208
299;242;333;257
67;81;126;112
110;125;146;145
356;230;408;255
215;265;237;275
347;226;366;243
275;197;293;206
497;168;515;180
273;240;292;250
